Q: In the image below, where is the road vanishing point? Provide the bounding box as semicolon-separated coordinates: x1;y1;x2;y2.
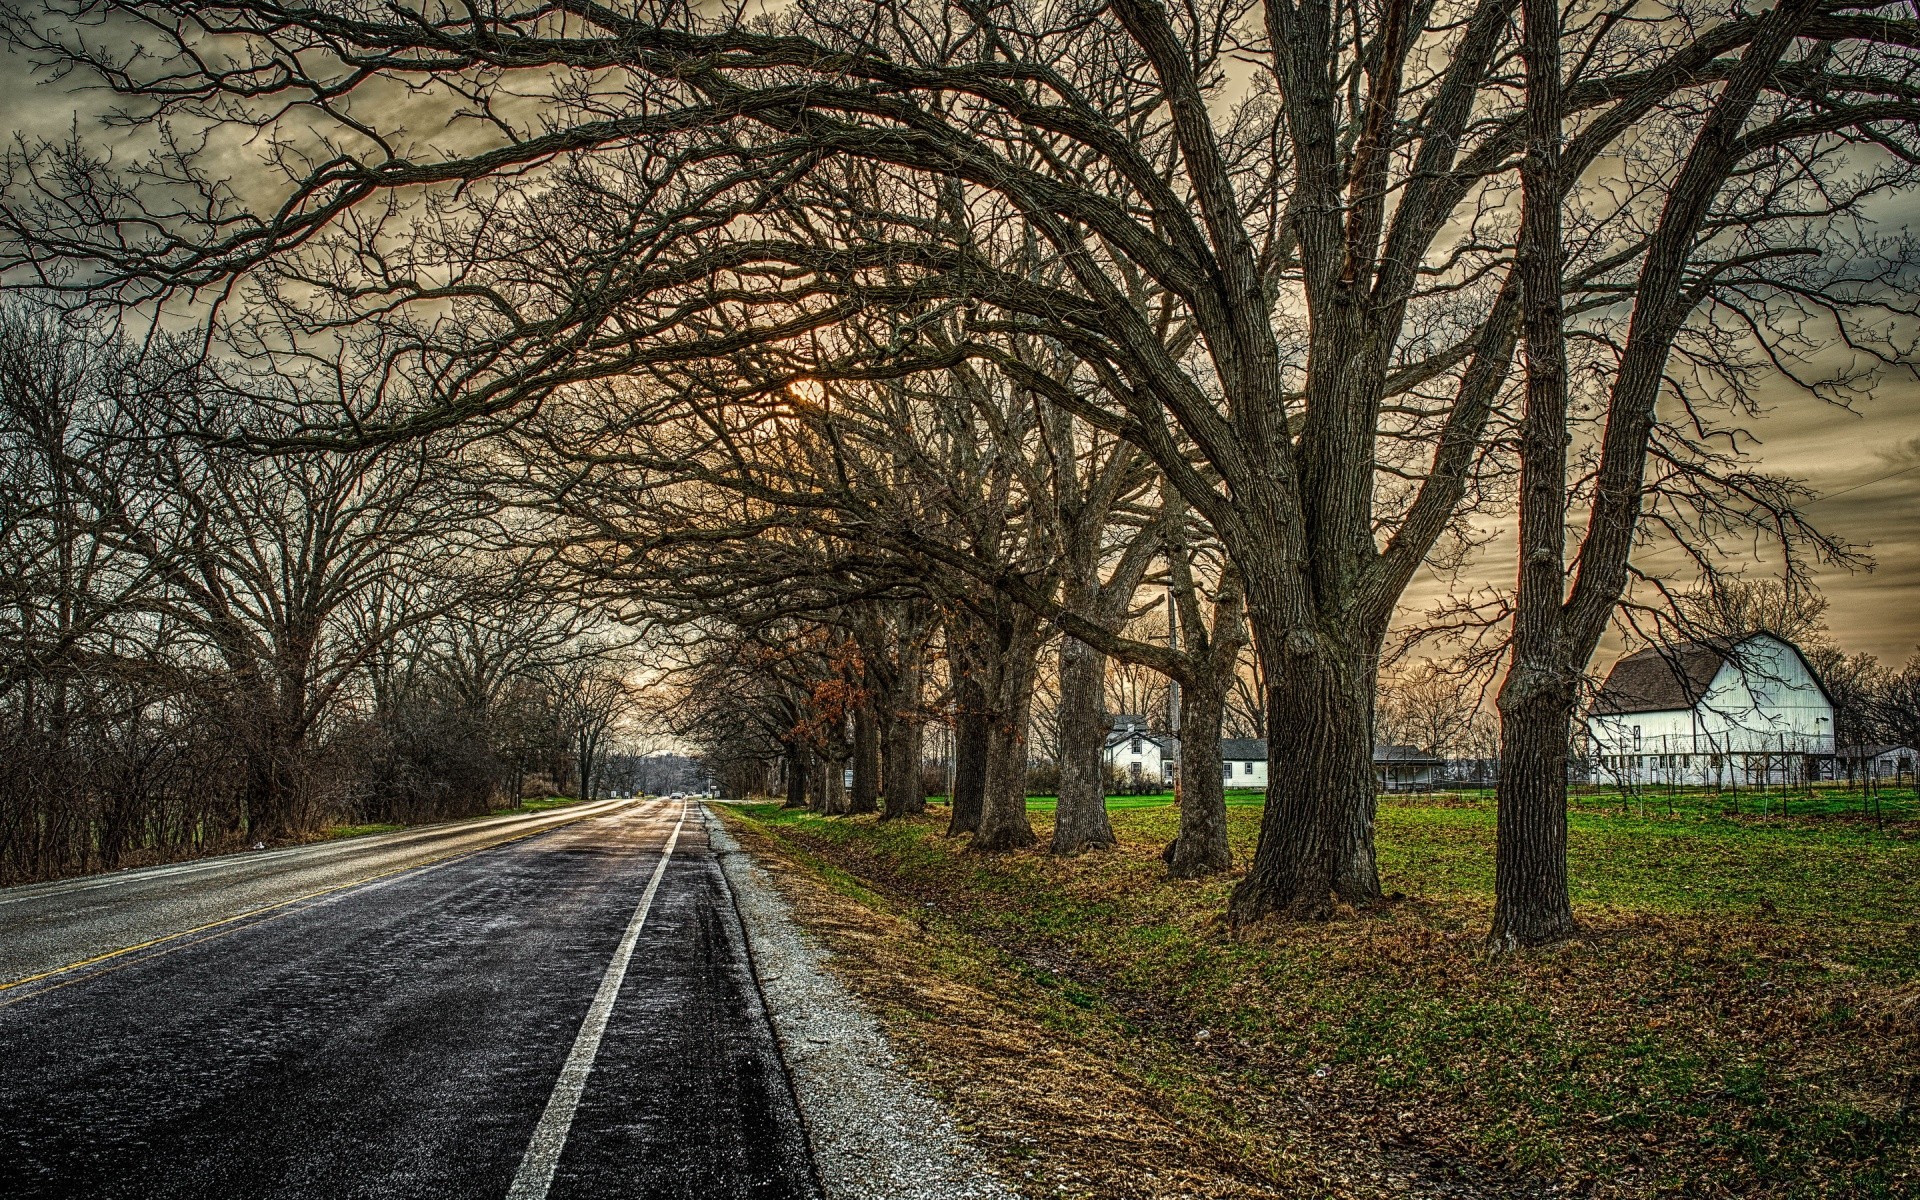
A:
0;798;823;1199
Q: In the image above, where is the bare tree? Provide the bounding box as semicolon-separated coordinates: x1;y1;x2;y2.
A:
1490;0;1919;947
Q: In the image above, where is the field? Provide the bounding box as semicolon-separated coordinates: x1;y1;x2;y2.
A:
720;790;1919;1198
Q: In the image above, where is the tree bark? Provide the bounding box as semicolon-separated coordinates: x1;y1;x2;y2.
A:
948;666;991;836
881;640;927;820
1166;670;1232;878
975;610;1040;852
782;745;809;808
1227;625;1382;921
1488;0;1579;951
849;702;880;815
1050;635;1116;854
1491;677;1578;946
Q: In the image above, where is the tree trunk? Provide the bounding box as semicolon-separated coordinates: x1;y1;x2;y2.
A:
1490;675;1578;947
783;745;809;809
1050;635;1116;854
881;666;927;822
975;611;1040;852
818;749;849;814
1487;0;1579;952
948;675;990;836
1166;674;1231;878
850;703;880;815
1227;626;1382;922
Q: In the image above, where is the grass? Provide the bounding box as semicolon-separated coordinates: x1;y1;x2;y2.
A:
727;792;1920;1198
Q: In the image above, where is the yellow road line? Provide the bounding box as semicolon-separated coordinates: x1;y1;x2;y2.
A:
0;798;648;1007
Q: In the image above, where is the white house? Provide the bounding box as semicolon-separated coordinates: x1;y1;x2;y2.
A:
1220;739;1268;788
1209;739;1446;791
1102;714;1173;786
1586;633;1835;787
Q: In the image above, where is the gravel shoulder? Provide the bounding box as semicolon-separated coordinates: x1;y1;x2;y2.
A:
705;803;1019;1200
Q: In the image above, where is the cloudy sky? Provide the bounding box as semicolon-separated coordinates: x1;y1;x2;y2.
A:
3;36;1916;668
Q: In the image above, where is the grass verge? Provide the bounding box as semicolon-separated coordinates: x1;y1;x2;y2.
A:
720;795;1919;1199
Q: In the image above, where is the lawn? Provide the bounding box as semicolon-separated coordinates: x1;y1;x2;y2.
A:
726;792;1919;1198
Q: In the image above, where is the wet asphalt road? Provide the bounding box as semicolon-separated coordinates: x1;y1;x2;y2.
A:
0;799;822;1200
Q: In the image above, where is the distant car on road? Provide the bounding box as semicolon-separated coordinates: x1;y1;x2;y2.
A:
669;792;684;800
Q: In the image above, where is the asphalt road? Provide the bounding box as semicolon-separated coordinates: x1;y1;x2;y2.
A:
0;798;822;1200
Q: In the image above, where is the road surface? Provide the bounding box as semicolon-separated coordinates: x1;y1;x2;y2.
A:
0;798;822;1199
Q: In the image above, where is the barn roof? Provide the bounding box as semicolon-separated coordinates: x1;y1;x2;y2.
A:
1591;632;1834;717
1591;641;1729;715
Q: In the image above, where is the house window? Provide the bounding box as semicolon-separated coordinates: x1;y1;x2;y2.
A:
1244;761;1255;776
1223;762;1233;780
1130;735;1141;754
1632;726;1642;749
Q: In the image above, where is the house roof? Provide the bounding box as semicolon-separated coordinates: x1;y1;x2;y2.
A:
1105;729;1170;751
1107;712;1150;731
1591;641;1729;715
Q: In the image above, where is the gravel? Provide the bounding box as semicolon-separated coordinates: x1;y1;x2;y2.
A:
705;805;1020;1200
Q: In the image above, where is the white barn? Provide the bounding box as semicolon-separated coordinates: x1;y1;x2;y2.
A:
1586;633;1835;788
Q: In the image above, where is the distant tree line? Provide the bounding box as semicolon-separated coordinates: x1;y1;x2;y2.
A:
0;309;639;884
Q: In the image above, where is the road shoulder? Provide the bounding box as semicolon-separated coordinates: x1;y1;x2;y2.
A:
705;805;1018;1200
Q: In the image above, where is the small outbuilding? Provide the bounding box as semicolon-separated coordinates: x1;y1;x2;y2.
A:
1828;744;1918;785
1216;739;1269;787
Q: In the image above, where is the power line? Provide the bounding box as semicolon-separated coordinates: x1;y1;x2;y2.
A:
1805;459;1920;506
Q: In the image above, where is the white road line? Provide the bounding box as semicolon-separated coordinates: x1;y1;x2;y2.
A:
507;800;688;1200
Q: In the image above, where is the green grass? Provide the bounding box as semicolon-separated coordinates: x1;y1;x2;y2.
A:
322;821;406;840
510;795;591;814
1010;788;1268;812
733;792;1920;1196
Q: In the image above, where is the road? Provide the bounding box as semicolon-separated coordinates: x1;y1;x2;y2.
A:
0;798;823;1200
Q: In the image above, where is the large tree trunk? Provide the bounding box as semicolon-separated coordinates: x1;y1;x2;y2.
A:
1050;635;1116;855
849;703;880;815
881;715;925;819
814;750;850;814
1491;673;1578;947
975;610;1041;852
1228;625;1382;922
881;647;927;820
948;673;991;836
1166;674;1231;878
782;745;809;808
